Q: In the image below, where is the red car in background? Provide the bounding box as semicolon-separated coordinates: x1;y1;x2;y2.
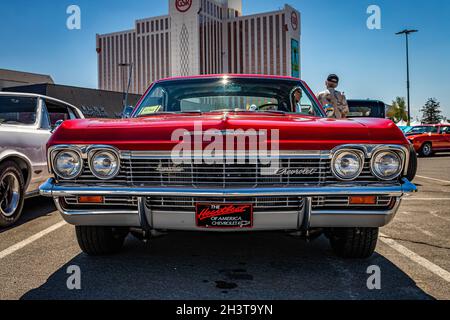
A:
406;124;450;157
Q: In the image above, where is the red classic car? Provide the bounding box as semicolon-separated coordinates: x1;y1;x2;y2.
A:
40;75;417;259
405;124;450;157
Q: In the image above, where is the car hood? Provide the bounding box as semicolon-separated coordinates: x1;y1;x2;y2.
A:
49;113;408;151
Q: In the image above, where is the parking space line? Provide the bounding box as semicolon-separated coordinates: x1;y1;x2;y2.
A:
380;233;450;283
416;175;450;184
0;221;67;260
404;198;450;201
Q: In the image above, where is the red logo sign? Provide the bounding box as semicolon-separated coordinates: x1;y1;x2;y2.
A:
198;205;251;221
175;0;192;13
291;11;299;31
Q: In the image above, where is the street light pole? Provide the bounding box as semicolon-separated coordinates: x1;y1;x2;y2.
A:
396;29;418;126
118;62;134;108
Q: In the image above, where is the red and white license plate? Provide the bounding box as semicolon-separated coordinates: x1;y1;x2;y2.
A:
196;203;253;229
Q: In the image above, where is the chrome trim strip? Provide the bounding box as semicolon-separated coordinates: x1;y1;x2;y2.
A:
40;178;417;198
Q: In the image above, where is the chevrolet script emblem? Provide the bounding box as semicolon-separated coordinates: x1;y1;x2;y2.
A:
155;164;185;173
275;168;318;176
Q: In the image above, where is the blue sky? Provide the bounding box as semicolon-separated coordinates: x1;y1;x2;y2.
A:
0;0;449;119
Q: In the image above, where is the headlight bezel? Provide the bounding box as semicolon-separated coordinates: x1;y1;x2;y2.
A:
88;147;121;180
52;149;84;180
371;150;403;181
331;149;365;181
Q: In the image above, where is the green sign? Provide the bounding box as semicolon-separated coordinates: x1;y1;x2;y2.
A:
291;39;300;78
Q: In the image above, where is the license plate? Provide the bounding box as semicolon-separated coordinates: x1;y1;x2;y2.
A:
196;203;253;229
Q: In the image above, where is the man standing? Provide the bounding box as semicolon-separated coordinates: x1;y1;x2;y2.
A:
317;74;349;119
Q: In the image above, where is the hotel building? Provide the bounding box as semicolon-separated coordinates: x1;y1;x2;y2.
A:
96;0;301;94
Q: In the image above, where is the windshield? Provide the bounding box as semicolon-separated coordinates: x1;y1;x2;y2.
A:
0;96;38;125
347;101;386;118
407;126;438;135
134;78;325;117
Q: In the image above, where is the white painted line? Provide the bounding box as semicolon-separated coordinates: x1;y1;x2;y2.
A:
404;198;450;201
0;221;67;260
416;175;450;184
380;233;450;283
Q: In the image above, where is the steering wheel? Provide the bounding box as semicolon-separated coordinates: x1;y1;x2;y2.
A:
257;103;280;111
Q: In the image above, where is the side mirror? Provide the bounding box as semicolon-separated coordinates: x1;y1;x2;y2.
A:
51;120;64;133
122;106;134;119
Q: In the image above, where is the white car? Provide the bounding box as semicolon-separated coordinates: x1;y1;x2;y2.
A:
0;92;84;227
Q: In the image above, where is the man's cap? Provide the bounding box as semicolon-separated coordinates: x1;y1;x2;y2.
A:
327;74;339;83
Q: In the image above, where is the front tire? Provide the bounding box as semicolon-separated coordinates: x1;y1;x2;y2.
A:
328;227;379;259
75;226;129;256
0;161;25;228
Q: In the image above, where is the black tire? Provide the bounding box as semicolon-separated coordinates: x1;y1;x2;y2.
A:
405;145;418;181
419;142;433;157
329;227;379;259
0;161;25;228
75;226;129;256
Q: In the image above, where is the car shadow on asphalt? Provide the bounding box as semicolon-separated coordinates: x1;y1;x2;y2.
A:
0;197;56;234
21;232;434;300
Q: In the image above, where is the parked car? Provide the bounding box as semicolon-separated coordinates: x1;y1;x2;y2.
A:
406;124;450;157
347;99;388;119
40;75;417;258
0;92;84;227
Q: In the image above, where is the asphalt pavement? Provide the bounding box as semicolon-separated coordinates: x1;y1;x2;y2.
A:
0;154;449;300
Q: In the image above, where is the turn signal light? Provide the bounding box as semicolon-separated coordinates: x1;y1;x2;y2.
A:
349;196;377;205
78;196;104;204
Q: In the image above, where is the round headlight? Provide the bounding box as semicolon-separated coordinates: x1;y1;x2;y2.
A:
371;151;402;180
332;150;364;181
90;150;120;180
54;150;83;179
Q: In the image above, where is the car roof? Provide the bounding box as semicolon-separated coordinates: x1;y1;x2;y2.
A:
155;74;302;83
0;91;80;111
347;99;385;104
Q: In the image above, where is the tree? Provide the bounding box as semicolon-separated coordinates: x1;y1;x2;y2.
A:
420;98;443;124
387;97;408;123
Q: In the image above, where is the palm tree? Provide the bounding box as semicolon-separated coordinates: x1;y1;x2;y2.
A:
387;97;408;123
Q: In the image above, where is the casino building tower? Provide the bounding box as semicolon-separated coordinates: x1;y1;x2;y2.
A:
96;0;301;94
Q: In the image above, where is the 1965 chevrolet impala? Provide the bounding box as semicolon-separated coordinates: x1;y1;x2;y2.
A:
40;75;417;258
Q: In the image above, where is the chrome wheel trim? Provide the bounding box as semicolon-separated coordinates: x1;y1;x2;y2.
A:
423;144;432;156
0;172;21;217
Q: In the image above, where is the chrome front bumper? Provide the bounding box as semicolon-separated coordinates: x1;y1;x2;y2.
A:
40;178;417;230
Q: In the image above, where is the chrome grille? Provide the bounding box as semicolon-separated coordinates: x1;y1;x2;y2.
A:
72;159;131;185
68;153;391;187
129;156;327;187
147;196;305;213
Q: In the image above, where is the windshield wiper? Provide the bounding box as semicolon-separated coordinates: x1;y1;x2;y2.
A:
136;112;177;118
260;110;287;115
